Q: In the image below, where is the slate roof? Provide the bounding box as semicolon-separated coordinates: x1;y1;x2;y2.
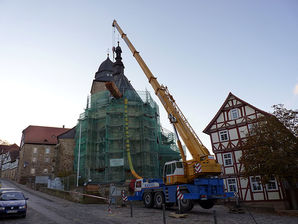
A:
58;126;76;139
22;125;70;145
93;44;136;94
94;57;114;82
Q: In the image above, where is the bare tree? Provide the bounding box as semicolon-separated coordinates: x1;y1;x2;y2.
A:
0;139;10;145
272;104;298;137
240;115;298;209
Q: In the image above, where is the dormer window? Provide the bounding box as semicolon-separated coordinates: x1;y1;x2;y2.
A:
230;108;239;120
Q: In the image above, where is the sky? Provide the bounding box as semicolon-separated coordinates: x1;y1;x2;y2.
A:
0;0;297;152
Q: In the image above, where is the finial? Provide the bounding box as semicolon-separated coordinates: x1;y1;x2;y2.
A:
107;48;110;58
117;41;120;47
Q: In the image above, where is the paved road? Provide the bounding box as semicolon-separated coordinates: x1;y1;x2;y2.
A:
1;179;298;224
0;180;119;224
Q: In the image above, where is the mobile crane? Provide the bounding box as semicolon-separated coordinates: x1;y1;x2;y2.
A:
112;20;233;211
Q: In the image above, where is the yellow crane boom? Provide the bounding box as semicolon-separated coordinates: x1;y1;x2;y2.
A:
112;20;221;182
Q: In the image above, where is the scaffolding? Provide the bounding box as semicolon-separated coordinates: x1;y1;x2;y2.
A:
74;89;180;184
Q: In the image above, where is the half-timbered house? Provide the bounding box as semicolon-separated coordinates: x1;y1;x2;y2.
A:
203;92;286;209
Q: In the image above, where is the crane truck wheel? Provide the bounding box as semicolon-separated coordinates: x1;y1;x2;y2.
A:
198;200;215;209
180;199;194;212
143;192;154;208
154;192;165;209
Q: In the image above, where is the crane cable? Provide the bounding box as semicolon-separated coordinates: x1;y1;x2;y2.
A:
112;25;115;62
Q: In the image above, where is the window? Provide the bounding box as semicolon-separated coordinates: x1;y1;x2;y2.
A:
32;157;37;163
33;148;37;153
45;157;50;163
171;163;176;174
250;176;263;192
45;148;50;154
165;164;172;175
176;162;183;168
266;177;277;190
136;180;142;188
230;108;239;120
30;168;35;175
43;168;48;174
223;153;233;166
227;178;237;192
219;130;229;141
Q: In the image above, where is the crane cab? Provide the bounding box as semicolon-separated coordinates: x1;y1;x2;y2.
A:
163;161;187;185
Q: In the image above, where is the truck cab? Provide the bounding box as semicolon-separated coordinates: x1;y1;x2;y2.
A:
163;161;186;185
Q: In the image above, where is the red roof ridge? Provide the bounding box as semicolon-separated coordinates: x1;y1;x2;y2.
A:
25;124;70;129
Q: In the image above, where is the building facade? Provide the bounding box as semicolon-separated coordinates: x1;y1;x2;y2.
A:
17;125;69;184
55;127;76;177
0;144;19;181
203;93;286;209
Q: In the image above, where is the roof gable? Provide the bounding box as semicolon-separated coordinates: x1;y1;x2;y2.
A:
58;126;76;139
203;92;271;134
0;144;19;154
23;125;70;145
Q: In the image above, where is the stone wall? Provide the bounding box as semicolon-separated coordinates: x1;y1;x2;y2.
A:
18;143;56;184
55;138;75;177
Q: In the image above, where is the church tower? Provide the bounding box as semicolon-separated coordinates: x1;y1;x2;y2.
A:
74;45;180;184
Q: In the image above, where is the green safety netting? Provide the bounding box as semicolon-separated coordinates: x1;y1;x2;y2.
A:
74;89;180;184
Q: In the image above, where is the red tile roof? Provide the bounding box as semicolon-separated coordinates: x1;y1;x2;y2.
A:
23;125;70;145
0;144;19;154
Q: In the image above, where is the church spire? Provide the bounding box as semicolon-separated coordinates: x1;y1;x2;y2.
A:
113;41;124;75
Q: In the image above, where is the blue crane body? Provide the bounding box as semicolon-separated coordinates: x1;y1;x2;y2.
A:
128;177;233;210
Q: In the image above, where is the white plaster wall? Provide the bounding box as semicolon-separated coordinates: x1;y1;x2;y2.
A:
222;142;228;148
248;114;256;120
216;154;223;165
211;132;219;143
217;113;224;122
225;167;234;174
234;150;242;162
256;112;264;119
229;128;238;140
240;107;245;116
240;178;248;188
227;121;234;126
239;126;248;138
245;106;255;115
253;193;264;200
231;140;238;147
236;118;243;124
237;164;241;172
213;143;219;150
245;191;252;201
267;192;280;200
